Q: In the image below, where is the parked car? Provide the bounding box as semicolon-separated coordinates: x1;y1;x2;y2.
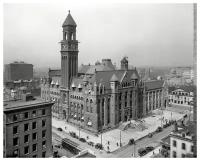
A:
57;127;63;131
54;144;62;148
69;131;77;138
79;138;86;142
95;143;103;150
138;148;147;157
128;138;135;145
88;141;94;146
148;133;153;138
156;126;162;132
145;146;154;152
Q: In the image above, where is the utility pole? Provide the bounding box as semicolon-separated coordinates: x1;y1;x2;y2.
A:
120;130;122;147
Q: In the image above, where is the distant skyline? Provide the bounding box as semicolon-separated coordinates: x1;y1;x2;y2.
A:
4;3;194;68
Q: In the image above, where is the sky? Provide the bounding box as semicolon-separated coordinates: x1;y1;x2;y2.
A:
3;3;194;68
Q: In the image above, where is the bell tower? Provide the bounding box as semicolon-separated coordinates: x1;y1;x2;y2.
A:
60;10;79;89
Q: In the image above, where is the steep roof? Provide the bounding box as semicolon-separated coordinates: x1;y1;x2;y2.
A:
110;74;119;82
144;80;164;91
62;11;77;27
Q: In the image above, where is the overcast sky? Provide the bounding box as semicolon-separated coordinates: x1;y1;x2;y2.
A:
3;3;194;68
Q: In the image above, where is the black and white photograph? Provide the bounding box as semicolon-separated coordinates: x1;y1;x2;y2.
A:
2;0;198;158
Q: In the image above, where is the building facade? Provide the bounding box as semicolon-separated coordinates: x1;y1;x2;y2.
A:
168;89;193;107
41;11;168;133
170;123;195;158
4;61;33;82
3;95;54;158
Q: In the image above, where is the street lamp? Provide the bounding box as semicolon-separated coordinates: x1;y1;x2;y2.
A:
120;130;122;147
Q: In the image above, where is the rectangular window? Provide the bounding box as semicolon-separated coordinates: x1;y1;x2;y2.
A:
24;134;29;143
24;123;29;132
32;132;37;141
182;154;185;158
13;126;18;134
42;141;46;149
32;122;37;129
191;145;194;152
42;109;46;115
13;114;18;122
32;110;36;117
24;112;29;119
173;140;177;147
13;149;19;157
182;143;186;150
32;143;37;152
42;130;46;138
24;146;29;155
42;120;46;127
90;107;93;113
42;151;46;158
13;137;19;146
173;151;176;158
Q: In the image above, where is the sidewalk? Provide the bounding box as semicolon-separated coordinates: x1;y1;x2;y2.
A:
52;109;185;153
142;146;162;158
52;126;114;158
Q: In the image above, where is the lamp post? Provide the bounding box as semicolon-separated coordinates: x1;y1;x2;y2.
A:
120;130;122;147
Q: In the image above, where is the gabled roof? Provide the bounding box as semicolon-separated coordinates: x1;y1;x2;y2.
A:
131;72;138;80
62;11;77;27
144;80;164;91
110;74;119;82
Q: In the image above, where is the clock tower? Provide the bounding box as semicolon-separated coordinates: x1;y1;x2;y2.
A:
60;10;79;89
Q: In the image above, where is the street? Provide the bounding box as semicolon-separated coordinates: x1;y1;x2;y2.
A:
112;125;174;158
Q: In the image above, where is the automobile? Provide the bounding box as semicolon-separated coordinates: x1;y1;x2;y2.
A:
138;148;147;157
145;146;154;152
95;143;103;150
54;144;62;148
57;127;63;131
148;133;153;138
69;132;77;138
156;126;162;132
128;138;135;145
88;141;94;146
79;138;86;142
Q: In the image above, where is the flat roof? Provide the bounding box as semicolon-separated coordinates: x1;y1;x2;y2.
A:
4;97;54;112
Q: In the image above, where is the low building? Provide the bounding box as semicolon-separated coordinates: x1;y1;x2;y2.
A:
170;122;195;158
168;87;194;107
160;135;170;157
3;94;54;158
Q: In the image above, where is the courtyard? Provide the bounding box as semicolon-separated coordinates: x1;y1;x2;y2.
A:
52;108;185;152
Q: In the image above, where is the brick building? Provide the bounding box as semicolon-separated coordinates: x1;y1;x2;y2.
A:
41;11;168;133
3;94;54;158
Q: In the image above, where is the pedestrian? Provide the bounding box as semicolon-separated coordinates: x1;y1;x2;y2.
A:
108;141;110;145
117;142;119;146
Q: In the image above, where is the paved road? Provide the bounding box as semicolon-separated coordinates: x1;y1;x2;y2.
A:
111;125;174;158
52;126;115;158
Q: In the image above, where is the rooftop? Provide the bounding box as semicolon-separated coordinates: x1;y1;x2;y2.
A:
4;97;54;112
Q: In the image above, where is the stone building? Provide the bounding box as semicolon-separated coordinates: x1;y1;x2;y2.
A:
3;94;54;158
41;11;168;133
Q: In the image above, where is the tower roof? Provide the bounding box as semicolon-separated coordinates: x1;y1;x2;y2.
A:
62;10;77;27
110;74;119;82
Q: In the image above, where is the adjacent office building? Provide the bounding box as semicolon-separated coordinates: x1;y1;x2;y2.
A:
3;94;54;158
